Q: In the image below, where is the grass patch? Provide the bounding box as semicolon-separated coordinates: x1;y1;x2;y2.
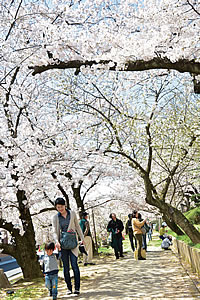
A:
0;278;47;299
184;207;200;224
167;228;200;249
98;235;131;256
98;245;113;255
148;237;162;247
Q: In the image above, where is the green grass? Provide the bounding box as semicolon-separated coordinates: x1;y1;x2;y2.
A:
148;238;162;247
98;235;131;255
184;206;200;224
167;228;200;249
98;245;113;255
0;278;47;299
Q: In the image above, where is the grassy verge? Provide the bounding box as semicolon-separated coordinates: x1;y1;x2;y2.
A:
0;277;47;299
166;228;200;249
148;237;162;248
97;235;131;256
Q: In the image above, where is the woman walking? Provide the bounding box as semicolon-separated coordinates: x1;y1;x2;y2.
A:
132;211;147;260
52;197;84;296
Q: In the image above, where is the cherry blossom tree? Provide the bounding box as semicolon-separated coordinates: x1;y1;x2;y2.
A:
58;70;200;243
1;1;200;275
27;1;200;92
0;63;101;277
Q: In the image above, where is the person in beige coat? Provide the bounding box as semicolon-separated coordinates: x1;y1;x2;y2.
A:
132;211;147;260
52;197;84;297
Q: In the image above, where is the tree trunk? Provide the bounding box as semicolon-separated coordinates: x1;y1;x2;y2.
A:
14;234;42;279
0;232;42;279
162;213;184;236
0;189;42;279
160;202;200;244
71;182;85;218
144;177;200;244
16;189;42;278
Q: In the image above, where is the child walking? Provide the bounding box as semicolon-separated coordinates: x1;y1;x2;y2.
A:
43;242;60;300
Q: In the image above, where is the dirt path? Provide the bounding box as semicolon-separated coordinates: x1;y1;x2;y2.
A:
54;246;200;300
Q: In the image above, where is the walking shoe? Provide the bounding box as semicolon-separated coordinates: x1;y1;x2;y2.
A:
66;289;72;295
116;256;119;259
72;290;80;296
120;255;124;257
88;262;96;265
138;257;146;260
84;263;88;266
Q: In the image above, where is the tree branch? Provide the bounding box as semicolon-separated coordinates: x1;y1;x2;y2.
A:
161;135;197;201
4;66;20;137
5;0;23;41
186;0;200;16
82;174;101;202
31;207;56;216
0;219;20;238
0;242;16;256
104;149;146;176
51;171;70;207
29;57;200;76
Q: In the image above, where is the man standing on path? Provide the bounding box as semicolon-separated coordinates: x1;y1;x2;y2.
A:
125;214;137;252
107;213;124;259
79;212;95;266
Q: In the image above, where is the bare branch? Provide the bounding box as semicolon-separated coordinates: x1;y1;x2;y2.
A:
31;207;56;216
82;174;101;202
5;0;23;41
161;135;197;201
186;0;200;16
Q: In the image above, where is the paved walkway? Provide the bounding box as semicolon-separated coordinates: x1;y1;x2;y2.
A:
55;246;200;300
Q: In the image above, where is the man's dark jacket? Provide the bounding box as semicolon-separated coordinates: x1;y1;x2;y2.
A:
107;218;124;239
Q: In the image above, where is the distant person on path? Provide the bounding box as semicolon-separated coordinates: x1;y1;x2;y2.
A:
79;211;95;266
52;197;84;297
107;213;124;259
159;222;167;240
147;222;153;241
125;213;137;252
42;242;60;300
161;235;172;250
132;211;147;260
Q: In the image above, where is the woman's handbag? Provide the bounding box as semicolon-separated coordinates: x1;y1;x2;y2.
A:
108;232;112;245
60;230;78;250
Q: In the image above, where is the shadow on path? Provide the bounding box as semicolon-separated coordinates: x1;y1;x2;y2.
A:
56;246;200;300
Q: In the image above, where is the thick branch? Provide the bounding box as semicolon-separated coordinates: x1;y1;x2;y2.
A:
0;219;20;237
51;171;70;207
29;57;200;76
4;66;20;137
0;243;16;256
